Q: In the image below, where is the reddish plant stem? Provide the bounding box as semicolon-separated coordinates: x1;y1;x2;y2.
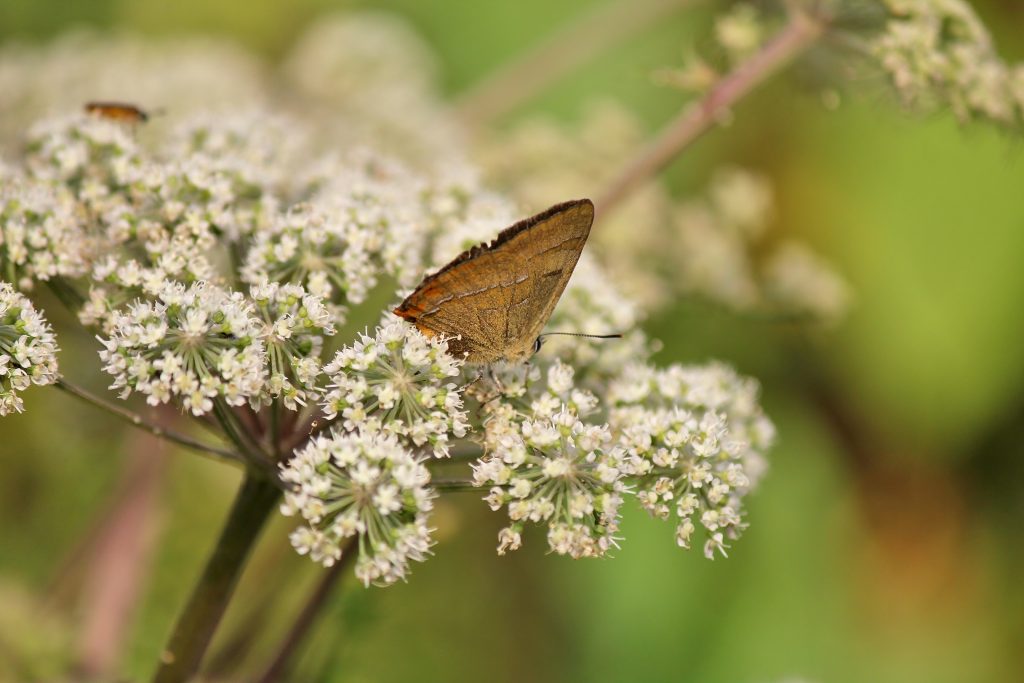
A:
76;431;168;678
256;537;359;683
594;9;826;222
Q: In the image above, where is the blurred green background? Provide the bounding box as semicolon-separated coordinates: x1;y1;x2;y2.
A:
1;1;1023;682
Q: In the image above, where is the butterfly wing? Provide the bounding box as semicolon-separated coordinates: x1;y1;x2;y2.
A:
394;199;594;364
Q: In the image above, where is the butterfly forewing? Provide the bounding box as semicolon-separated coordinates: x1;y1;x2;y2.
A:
394;199;595;364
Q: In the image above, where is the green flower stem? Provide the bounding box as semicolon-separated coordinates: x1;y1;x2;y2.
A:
54;378;242;465
152;471;281;683
211;399;275;472
594;5;827;220
255;536;359;683
431;477;483;493
45;277;85;311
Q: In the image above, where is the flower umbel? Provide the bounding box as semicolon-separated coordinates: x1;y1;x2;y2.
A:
0;282;59;415
1;175;87;290
322;319;468;457
473;407;628;559
870;0;1024;126
280;427;436;586
251;279;335;410
609;362;774;558
98;280;265;416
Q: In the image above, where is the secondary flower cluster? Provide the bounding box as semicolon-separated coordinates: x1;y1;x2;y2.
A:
0;177;86;289
251;280;336;410
608;362;774;559
98;280;265;415
280;428;435;586
669;168;850;323
240;188;415;322
474;407;629;559
0;283;59;416
321;319;468;458
871;0;1024;126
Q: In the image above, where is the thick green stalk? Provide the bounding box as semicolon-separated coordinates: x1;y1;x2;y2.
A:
152;471;281;683
255;537;358;683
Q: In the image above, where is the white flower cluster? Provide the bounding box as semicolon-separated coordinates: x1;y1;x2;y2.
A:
24;115;237;329
872;0;1024;126
0;32;266;146
421;173;519;272
281;12;466;168
25;113;143;189
241;190;418;322
609;362;774;559
303;153;430;288
0;176;87;289
98;280;265;416
763;241;852;324
163;110;307;207
280;428;435;586
474;406;629;559
322;320;468;458
669;167;850;322
0;282;59;416
251;280;335;410
470;360;599;438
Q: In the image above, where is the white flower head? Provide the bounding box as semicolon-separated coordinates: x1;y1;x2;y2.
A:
610;361;773;556
473;406;627;559
871;0;1023;125
250;279;336;410
1;175;90;288
762;241;851;324
98;280;266;415
0;282;60;415
280;426;436;587
241;202;377;323
321;318;468;457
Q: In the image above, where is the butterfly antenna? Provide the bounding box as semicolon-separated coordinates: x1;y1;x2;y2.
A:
540;332;623;341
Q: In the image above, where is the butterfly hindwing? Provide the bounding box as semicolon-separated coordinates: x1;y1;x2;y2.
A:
394;199;594;364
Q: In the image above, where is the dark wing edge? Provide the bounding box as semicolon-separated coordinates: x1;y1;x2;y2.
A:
394;198;594;320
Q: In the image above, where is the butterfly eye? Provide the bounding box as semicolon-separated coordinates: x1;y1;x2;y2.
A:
532;337;543;354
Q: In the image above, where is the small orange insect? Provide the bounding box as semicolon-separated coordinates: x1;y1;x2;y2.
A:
84;101;150;124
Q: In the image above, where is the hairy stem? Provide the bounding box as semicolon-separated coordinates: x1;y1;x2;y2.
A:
455;0;695;125
431;477;483;493
594;8;826;220
54;378;241;465
152;472;281;683
255;537;359;683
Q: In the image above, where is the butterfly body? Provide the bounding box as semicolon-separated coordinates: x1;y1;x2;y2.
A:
394;199;594;364
84;102;150;123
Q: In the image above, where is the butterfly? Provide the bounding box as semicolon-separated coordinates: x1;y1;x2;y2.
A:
394;199;602;364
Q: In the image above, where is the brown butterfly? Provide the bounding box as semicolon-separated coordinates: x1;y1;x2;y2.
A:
395;199;611;364
84;101;150;124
